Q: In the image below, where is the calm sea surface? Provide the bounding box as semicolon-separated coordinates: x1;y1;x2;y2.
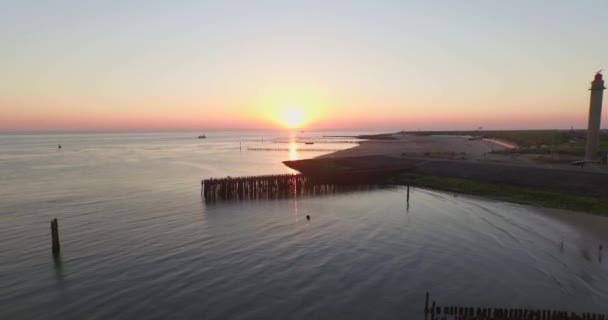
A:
1;131;607;319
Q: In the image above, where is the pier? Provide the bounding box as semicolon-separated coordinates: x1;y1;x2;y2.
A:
423;292;606;320
201;173;381;201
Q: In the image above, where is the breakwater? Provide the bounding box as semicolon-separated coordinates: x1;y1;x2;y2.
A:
201;173;380;201
424;292;606;320
284;155;608;198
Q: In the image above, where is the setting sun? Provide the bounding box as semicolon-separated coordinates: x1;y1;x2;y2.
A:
281;106;305;128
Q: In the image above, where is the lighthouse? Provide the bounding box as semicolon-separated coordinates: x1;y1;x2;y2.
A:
585;72;605;160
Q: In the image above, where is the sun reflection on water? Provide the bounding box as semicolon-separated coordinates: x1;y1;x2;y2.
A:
289;141;298;161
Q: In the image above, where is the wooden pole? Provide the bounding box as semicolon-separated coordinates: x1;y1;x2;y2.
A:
51;218;60;257
407;185;410;204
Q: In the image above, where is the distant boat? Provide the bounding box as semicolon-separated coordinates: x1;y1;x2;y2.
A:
198;134;206;139
305;142;314;145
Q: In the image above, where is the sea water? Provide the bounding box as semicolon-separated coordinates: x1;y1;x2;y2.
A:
1;131;607;319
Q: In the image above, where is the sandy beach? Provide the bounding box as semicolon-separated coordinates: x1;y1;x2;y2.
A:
320;134;509;159
320;133;607;172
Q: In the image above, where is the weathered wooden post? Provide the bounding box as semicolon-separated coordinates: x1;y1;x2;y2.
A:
407;185;410;204
51;218;60;257
424;292;429;316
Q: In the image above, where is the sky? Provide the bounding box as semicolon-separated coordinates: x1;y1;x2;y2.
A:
1;0;608;131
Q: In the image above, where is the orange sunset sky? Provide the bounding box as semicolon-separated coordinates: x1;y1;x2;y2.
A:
2;1;607;131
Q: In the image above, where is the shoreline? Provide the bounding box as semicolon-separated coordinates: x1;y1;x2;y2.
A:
284;133;608;215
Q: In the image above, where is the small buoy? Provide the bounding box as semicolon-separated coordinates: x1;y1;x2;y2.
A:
58;144;62;149
306;215;310;221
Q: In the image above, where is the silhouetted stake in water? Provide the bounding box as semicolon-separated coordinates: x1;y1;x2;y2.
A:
306;215;310;221
51;218;60;258
407;185;410;204
425;292;429;318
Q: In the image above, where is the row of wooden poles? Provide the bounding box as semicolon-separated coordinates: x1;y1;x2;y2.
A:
424;292;606;320
201;173;378;201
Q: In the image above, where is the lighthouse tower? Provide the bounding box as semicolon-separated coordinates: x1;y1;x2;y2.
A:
585;72;605;160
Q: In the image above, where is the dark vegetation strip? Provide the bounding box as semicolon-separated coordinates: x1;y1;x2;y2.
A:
391;173;608;215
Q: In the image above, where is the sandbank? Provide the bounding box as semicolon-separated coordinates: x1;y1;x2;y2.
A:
318;134;508;159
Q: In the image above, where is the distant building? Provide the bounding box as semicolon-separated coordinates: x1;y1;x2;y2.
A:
585;72;605;160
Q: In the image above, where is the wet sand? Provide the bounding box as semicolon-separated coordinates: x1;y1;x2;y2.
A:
534;207;608;245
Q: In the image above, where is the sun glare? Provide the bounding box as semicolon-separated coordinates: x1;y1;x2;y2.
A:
281;106;305;128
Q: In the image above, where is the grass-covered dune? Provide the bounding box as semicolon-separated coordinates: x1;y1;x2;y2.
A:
401;129;608;156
